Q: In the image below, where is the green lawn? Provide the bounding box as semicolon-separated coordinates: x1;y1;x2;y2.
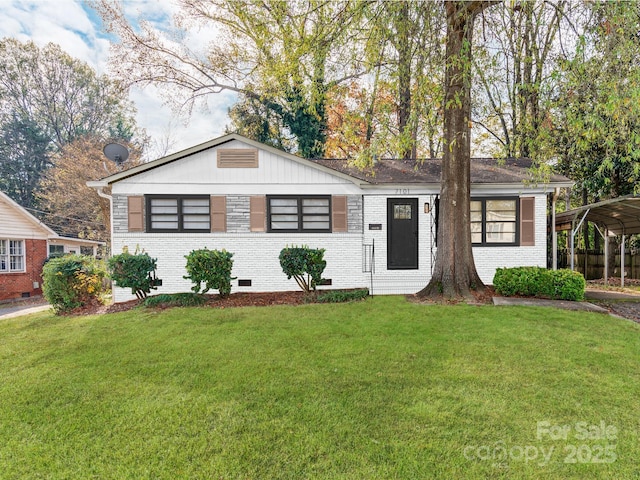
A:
1;297;639;479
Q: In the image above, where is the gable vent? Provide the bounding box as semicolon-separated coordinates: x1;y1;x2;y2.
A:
217;148;259;168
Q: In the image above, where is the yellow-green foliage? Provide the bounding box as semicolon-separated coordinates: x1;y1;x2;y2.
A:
42;255;107;314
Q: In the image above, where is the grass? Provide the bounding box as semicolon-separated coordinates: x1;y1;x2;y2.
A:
0;297;639;479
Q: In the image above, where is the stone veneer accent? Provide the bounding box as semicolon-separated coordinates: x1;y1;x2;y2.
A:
112;194;137;234
226;195;251;233
347;195;363;233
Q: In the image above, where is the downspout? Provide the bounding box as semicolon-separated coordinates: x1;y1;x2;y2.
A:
93;186;113;257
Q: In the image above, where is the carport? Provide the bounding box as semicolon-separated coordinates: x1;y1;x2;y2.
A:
555;195;640;286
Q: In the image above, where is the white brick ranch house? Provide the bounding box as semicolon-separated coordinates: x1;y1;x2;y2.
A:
88;133;572;302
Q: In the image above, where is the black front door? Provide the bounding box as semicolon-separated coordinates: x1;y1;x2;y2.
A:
387;198;418;269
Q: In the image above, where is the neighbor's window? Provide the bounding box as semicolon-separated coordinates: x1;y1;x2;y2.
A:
470;198;518;245
268;196;331;232
0;239;25;272
146;195;210;232
49;244;65;258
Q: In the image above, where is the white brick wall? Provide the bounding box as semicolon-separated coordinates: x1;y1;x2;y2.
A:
112;233;365;302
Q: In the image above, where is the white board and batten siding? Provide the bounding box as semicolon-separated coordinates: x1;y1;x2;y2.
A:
112;140;362;196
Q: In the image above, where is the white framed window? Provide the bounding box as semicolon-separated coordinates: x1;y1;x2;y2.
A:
0;239;25;272
470;198;518;246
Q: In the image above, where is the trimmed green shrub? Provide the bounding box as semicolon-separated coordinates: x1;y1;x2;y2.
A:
108;251;160;299
42;255;107;314
493;267;585;301
144;292;207;308
279;246;326;293
317;289;369;303
184;248;235;298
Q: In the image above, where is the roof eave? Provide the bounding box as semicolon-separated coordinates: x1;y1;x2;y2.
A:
359;180;574;190
48;235;106;246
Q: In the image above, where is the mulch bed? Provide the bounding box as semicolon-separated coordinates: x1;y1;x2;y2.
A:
408;286;496;305
71;291;311;316
70;287;498;316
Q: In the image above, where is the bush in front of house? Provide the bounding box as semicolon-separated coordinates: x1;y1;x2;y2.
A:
493;266;585;301
279;246;327;294
108;251;160;300
144;292;207;308
316;288;369;303
184;248;235;298
42;255;107;314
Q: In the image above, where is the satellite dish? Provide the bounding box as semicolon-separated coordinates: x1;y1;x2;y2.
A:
103;143;130;166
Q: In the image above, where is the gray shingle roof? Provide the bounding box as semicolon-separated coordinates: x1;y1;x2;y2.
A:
311;157;571;185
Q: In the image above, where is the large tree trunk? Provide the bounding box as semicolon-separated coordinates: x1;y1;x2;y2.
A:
396;1;413;160
417;1;493;301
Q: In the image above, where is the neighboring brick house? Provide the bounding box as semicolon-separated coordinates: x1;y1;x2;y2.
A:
0;191;103;302
88;133;573;303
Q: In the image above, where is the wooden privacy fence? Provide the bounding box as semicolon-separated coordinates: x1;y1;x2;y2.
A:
557;249;640;280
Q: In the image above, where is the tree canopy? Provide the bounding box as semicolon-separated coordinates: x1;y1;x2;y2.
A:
37;136;144;242
0;38;141;212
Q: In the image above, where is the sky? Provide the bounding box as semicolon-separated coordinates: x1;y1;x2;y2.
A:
0;0;236;157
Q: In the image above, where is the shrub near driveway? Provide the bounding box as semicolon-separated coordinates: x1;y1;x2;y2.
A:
493;266;586;301
42;254;107;314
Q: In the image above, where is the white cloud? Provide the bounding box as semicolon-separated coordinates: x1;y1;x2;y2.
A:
131;85;236;157
0;0;107;70
0;0;236;155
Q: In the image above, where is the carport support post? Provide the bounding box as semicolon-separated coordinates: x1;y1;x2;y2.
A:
594;224;608;286
604;229;608;286
570;219;575;271
621;234;626;288
570;209;589;273
552;188;559;270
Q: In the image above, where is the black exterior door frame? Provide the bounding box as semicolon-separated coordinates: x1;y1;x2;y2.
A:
387;198;419;269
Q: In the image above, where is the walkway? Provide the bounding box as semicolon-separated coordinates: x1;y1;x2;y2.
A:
494;288;640;322
492;296;609;313
0;299;51;319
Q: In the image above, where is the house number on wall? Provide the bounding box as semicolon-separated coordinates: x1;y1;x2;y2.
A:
395;189;410;194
